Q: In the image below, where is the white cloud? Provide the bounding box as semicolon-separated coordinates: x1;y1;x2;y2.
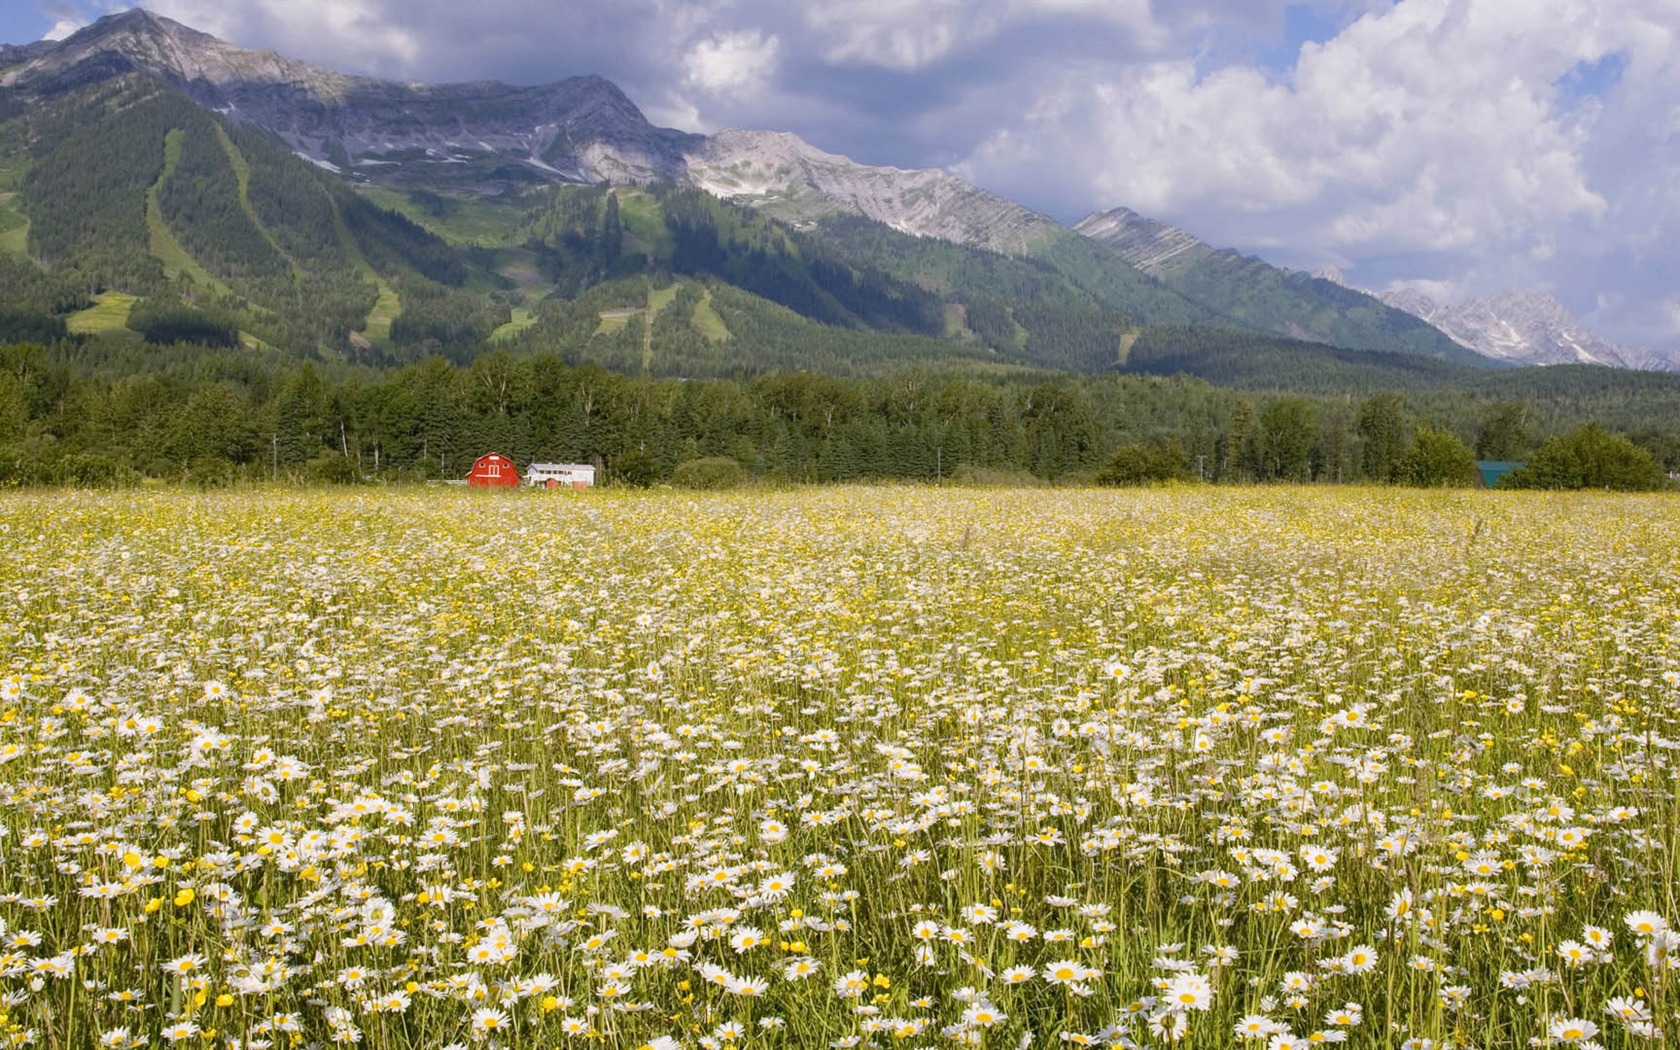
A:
804;0;987;71
41;16;87;40
684;29;780;97
973;1;1626;253
953;0;1680;344
144;0;420;74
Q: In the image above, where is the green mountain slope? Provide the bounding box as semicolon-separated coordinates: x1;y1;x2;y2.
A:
1076;207;1484;364
0;59;1496;387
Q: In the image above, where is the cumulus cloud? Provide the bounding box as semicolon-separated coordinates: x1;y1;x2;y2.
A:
684;29;780;96
957;0;1680;345
145;0;420;73
41;16;86;40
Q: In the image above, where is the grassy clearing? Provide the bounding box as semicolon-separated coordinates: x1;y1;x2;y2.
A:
692;285;731;341
146;129;238;299
614;186;672;261
943;302;973;340
647;282;680;315
488;306;538;344
0;199;27;258
214;125;305;284
594;307;638;334
0;147;30;255
328;190;399;344
65;291;139;334
493;246;547;289
354;184;531;246
1117;327;1140;364
0;486;1676;1050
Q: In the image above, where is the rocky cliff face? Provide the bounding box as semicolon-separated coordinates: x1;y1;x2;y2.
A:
1072;208;1208;274
1377;288;1679;371
0;10;699;188
3;11;1060;246
684;129;1062;254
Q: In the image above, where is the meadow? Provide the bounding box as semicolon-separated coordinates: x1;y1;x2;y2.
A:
0;486;1675;1050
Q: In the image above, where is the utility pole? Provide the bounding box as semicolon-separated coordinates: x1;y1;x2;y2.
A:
272;434;278;482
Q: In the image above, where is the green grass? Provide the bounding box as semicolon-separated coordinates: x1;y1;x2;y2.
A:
493;247;547;289
1116;327;1139;365
146;129;237;299
65;291;139;334
214;125;304;285
647;282;679;315
691;286;730;341
942;302;972;340
594;308;638;335
327;189;399;344
613;187;672;261
353;185;532;246
0;195;27;258
488;307;537;344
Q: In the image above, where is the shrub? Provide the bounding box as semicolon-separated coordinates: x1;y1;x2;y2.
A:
56;453;140;488
305;454;362;485
610;448;659;488
671;456;745;490
1397;425;1476;487
1503;425;1668;491
1095;440;1188;487
185;455;239;488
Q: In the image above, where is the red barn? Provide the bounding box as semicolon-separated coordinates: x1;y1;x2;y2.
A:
467;452;520;488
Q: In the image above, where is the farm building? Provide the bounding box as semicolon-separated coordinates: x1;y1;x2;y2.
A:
526;463;596;489
467;452;521;488
1474;461;1524;489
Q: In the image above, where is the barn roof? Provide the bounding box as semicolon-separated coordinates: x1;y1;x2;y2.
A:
1475;461;1524;489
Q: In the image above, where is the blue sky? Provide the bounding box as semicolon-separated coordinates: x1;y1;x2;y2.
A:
6;1;1679;350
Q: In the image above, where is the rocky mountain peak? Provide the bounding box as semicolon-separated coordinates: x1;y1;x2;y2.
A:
1378;287;1679;371
2;10;696;189
1072;208;1205;274
683;129;1061;254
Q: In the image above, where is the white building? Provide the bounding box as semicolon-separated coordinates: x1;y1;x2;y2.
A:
526;463;595;489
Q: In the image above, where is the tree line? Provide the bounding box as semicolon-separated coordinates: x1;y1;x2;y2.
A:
1;341;1671;490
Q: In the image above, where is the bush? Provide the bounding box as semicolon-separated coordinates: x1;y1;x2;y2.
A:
305;454;362;485
184;455;239;488
1095;440;1188;486
1397;425;1475;487
56;453;140;488
1503;425;1668;491
671;456;745;490
610;448;659;488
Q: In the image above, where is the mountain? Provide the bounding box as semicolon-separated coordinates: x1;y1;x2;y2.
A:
1377;288;1680;372
0;8;1502;383
686;130;1061;255
1074;207;1485;364
1;10;699;189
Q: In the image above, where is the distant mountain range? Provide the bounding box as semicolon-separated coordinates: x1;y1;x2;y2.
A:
1375;287;1680;372
0;9;1671;377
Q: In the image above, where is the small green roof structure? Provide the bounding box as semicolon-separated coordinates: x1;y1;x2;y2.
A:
1475;461;1524;489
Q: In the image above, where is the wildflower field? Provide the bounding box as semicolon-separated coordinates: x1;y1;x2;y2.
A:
1;486;1677;1050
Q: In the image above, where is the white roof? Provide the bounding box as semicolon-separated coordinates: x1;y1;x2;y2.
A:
528;463;594;472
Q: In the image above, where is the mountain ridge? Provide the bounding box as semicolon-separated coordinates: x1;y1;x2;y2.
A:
1376;287;1680;372
1073;206;1484;364
2;10;700;188
12;9;1660;379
